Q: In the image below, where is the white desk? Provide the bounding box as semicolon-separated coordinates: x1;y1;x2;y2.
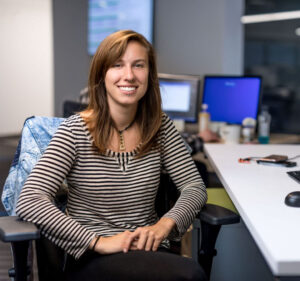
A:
204;144;300;277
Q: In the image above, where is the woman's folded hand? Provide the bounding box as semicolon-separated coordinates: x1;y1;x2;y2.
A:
124;217;176;252
91;231;133;255
90;217;176;254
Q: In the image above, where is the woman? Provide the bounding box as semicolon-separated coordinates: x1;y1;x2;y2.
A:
17;30;207;281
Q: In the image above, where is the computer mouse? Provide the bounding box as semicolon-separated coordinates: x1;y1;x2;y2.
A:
285;191;300;207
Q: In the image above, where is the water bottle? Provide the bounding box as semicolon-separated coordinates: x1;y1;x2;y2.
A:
258;106;271;144
198;104;210;133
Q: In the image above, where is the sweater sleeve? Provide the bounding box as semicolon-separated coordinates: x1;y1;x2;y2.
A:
16;120;95;259
160;114;207;237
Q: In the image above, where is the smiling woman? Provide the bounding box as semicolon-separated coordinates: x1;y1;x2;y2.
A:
105;41;149;111
103;40;150;152
16;30;207;281
84;30;162;156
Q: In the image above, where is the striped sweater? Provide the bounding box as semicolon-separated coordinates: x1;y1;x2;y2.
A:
16;114;207;259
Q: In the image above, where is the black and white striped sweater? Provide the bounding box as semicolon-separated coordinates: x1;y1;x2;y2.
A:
16;114;207;259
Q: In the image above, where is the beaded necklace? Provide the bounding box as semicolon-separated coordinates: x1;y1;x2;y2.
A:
117;120;135;151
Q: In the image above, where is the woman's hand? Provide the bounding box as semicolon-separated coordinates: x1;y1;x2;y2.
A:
89;231;133;255
89;217;176;254
124;217;176;252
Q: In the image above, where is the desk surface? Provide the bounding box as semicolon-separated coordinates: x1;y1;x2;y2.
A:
204;144;300;276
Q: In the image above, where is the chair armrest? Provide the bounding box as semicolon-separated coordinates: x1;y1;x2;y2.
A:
0;216;40;242
198;203;240;226
192;204;240;278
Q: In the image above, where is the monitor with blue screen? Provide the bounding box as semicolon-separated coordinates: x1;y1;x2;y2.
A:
159;74;200;122
201;76;262;124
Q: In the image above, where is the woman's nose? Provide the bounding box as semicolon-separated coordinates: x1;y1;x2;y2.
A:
124;66;134;81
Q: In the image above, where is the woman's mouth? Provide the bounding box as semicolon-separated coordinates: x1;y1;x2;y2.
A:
119;86;136;92
118;86;137;95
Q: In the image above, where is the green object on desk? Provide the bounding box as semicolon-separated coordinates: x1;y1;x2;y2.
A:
207;188;238;214
258;135;270;144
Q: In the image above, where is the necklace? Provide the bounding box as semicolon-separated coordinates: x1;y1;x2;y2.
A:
117;120;135;151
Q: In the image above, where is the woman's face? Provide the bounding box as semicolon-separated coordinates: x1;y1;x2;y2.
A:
105;41;149;109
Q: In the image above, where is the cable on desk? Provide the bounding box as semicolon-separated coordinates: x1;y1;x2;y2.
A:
288;155;300;161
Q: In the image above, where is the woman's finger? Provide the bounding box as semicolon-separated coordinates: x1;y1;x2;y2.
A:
145;231;155;251
122;231;135;253
152;237;162;252
129;240;138;250
136;229;148;250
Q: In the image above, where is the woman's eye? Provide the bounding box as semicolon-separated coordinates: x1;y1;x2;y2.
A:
113;63;122;68
135;63;144;68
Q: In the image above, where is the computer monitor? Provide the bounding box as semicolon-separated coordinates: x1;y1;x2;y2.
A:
159;73;200;122
201;76;262;124
88;0;153;55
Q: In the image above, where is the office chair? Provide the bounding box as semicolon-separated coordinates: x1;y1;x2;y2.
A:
62;100;87;118
0;105;239;281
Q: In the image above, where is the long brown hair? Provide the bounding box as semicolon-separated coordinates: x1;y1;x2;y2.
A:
82;30;162;156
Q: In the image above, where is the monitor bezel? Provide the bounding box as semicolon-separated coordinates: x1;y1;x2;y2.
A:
200;75;263;125
158;73;201;123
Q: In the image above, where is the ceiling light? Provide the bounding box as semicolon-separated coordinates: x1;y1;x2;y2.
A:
241;10;300;24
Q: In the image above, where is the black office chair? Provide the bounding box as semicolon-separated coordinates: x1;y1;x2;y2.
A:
62;100;88;118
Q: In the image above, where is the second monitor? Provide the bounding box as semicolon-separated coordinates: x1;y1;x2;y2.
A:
201;76;262;125
159;73;200;123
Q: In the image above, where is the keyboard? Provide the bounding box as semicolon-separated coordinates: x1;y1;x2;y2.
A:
287;171;300;183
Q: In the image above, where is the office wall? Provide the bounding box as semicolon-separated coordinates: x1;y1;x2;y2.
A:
154;0;244;76
0;0;53;136
53;0;89;117
53;0;244;117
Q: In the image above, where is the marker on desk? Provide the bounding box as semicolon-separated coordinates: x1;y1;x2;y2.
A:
238;157;261;163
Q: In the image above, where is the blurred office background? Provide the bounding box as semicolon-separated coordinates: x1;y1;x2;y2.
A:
0;0;244;136
2;0;300;137
0;0;300;280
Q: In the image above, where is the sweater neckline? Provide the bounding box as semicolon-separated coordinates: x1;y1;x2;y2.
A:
77;114;140;157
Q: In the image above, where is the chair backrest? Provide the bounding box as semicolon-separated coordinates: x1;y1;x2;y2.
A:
63;100;87;118
1;116;64;216
0;116;66;280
